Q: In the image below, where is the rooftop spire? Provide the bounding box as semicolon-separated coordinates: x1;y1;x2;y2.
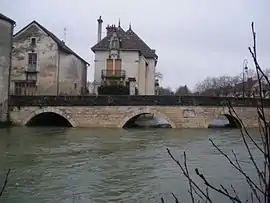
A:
129;22;132;30
118;18;121;27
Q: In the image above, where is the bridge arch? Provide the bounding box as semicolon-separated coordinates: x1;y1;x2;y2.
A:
119;109;176;128
208;113;241;128
23;107;77;127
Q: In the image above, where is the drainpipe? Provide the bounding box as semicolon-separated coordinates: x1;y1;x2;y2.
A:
7;23;16;123
56;49;60;95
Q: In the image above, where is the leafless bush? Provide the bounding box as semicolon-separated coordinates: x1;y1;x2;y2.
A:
163;22;269;202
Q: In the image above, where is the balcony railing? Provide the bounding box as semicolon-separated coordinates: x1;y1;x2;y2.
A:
25;64;38;72
101;69;125;79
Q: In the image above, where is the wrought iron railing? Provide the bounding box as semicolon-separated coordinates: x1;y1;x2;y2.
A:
101;70;125;78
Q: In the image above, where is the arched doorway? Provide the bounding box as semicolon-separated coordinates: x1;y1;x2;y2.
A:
121;112;175;129
208;114;241;128
26;112;73;127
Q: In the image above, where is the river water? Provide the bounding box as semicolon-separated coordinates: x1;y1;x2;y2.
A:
0;127;262;203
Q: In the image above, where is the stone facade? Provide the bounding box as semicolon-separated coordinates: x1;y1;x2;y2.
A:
10;105;270;128
11;21;89;96
0;14;15;122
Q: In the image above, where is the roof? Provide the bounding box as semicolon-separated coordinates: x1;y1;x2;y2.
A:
0;13;16;25
14;20;89;65
91;25;158;60
234;78;258;92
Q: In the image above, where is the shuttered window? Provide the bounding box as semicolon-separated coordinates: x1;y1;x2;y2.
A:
106;59;113;76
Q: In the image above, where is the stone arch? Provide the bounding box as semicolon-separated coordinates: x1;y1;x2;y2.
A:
208;112;241;128
223;114;241;127
23;107;77;127
119;108;176;128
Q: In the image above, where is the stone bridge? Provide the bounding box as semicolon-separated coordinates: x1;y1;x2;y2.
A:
9;95;270;128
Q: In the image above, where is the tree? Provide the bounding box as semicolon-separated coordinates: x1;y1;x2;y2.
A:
162;22;270;203
158;87;174;95
175;85;191;96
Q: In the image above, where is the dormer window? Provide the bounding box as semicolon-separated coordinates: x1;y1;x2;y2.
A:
31;37;36;46
109;33;120;50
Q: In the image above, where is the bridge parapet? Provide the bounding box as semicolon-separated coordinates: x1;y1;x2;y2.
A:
9;95;269;107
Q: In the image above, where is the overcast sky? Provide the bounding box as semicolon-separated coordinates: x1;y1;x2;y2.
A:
1;0;270;90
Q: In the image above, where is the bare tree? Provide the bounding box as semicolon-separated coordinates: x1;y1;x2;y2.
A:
162;22;269;202
158;87;174;95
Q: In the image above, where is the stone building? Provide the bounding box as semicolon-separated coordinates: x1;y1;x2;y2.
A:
91;17;158;95
11;20;89;96
0;13;15;123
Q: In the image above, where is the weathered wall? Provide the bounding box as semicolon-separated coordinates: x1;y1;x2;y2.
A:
0;19;13;122
94;50;155;95
10;105;270;128
58;52;87;95
12;23;58;95
144;58;155;95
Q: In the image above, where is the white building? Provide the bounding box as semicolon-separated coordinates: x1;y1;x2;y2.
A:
91;17;158;95
11;21;89;96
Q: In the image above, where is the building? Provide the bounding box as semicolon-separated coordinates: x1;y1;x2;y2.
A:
234;78;270;98
11;20;89;96
91;17;158;95
0;13;15;123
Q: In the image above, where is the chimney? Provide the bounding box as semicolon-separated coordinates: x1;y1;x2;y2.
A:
97;16;103;42
106;24;116;36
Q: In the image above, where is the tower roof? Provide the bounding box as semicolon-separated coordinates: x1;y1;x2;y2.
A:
91;24;157;60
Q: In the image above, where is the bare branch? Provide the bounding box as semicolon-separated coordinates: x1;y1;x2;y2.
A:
0;169;10;197
195;168;242;203
166;148;213;202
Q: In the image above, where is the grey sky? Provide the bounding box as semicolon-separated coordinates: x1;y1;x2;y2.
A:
1;0;270;90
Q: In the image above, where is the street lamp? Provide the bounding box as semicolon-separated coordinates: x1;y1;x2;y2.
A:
242;59;248;98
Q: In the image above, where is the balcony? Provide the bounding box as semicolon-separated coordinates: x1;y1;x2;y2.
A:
25;64;38;73
101;69;125;79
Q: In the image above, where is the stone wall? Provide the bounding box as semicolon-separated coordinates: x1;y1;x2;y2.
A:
10;105;270;128
0;18;13;122
58;52;87;95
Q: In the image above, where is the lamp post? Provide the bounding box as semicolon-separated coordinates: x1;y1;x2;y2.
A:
242;59;248;98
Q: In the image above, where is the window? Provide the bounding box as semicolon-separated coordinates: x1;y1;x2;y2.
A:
106;59;113;76
28;53;37;71
26;72;37;81
14;82;37;96
31;38;36;46
109;35;120;50
115;59;122;76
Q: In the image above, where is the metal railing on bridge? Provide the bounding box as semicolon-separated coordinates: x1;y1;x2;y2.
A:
9;95;270;107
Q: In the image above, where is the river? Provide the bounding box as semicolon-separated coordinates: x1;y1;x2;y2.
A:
0;127;262;203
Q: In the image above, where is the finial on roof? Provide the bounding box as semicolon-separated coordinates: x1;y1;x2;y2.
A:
129;22;132;30
118;18;121;27
97;16;103;23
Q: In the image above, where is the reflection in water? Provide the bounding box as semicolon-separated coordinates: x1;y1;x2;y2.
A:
0;127;261;203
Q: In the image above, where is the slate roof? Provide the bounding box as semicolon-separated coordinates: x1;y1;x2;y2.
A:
91;25;158;60
0;13;15;25
14;20;89;65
